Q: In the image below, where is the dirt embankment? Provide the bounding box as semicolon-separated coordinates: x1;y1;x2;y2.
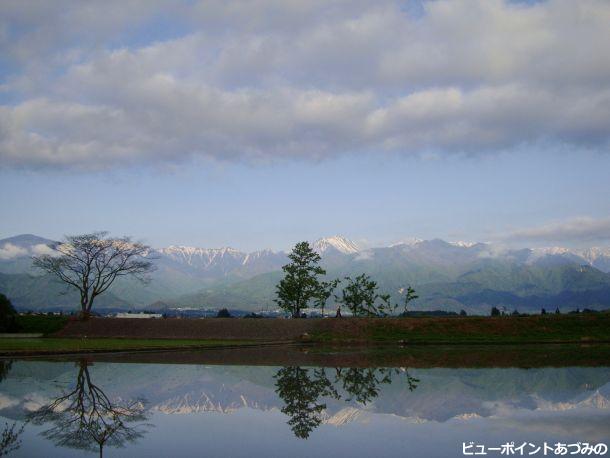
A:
54;316;406;341
55;317;318;341
54;314;610;344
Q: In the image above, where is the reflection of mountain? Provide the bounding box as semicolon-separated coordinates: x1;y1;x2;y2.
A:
3;234;610;313
1;362;609;429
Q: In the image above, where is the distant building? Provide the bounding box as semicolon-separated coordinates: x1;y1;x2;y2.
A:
115;312;162;319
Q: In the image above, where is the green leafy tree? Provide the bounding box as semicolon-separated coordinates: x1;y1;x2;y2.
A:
275;242;326;318
0;294;19;333
335;274;391;317
400;286;418;315
314;279;340;316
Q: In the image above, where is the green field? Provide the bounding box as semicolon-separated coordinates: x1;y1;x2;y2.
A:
0;337;257;354
312;313;610;344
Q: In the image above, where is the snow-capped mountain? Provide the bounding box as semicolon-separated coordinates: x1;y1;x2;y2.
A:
158;245;247;275
575;247;610;272
2;233;610;312
155;245;287;279
312;236;360;254
2;233;609;273
159;246;243;266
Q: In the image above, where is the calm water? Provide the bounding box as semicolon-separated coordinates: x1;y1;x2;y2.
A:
0;351;609;457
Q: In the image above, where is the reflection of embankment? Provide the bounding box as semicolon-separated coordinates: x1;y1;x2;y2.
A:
47;343;610;368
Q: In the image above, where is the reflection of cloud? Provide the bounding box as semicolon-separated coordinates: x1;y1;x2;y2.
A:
0;243;28;260
1;1;610;170
492;411;610;443
0;394;20;410
22;393;50;412
500;216;610;244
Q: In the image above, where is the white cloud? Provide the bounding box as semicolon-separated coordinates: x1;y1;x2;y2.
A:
1;0;609;170
501;216;610;244
31;243;55;256
0;243;28;259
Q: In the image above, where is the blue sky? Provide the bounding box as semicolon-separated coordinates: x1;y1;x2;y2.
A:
1;0;609;251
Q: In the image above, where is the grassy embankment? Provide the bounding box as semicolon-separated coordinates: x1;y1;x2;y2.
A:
0;337;257;354
1;315;257;355
312;313;610;344
1;312;609;356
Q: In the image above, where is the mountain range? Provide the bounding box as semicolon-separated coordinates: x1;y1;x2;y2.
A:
1;233;610;314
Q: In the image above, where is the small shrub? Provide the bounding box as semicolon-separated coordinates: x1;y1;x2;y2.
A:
216;308;232;318
0;294;20;332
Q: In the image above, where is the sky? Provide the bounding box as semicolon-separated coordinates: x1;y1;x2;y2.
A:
1;0;609;251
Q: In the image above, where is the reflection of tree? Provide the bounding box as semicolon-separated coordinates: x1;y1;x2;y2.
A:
335;368;393;404
0;359;24;457
335;368;419;403
28;360;150;458
274;366;420;439
0;361;12;384
0;422;24;457
273;367;338;439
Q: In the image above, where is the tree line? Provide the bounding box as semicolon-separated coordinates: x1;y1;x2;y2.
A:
23;233;419;318
275;241;417;318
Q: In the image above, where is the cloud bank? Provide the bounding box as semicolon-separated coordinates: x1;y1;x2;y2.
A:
1;0;610;170
501;216;610;245
0;242;55;260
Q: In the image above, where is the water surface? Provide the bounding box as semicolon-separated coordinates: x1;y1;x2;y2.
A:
0;347;609;457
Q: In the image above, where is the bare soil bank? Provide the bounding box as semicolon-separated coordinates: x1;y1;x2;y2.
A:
55;314;610;344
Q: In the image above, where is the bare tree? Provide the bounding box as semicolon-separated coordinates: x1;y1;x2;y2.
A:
33;232;155;318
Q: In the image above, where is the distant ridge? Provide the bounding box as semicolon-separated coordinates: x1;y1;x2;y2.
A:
1;233;610;313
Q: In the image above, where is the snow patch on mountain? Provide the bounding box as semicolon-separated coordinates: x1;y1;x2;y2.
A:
449;241;477;248
576;247;610;263
159;245;244;266
313;236;360;254
390;237;423;247
242;249;278;266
